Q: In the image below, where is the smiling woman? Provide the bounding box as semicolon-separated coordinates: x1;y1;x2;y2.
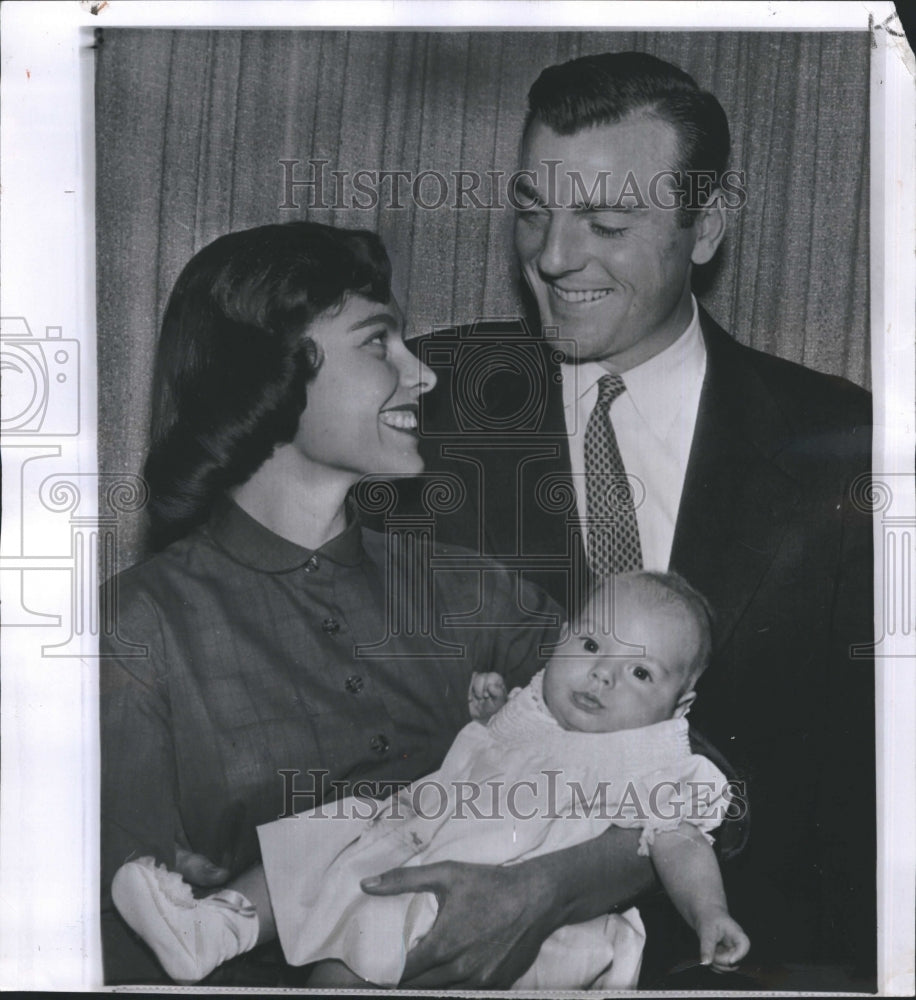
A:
99;221;560;985
279;297;432;489
142;222;396;549
229;293;435;548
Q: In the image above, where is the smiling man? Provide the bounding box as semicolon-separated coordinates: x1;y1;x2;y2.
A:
389;51;875;991
514;113;723;373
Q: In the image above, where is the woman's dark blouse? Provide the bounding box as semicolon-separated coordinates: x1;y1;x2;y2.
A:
100;498;559;982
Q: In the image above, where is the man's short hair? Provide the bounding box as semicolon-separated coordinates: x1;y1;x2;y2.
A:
526;51;730;220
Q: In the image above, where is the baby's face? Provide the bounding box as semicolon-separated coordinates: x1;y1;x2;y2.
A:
543;584;699;733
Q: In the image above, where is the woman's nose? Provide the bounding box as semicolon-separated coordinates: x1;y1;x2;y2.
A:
414;354;437;396
395;337;437;396
537;211;585;278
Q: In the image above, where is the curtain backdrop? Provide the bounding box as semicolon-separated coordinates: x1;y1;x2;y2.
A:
96;29;870;571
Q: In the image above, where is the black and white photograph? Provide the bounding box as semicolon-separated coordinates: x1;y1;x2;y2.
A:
1;1;913;993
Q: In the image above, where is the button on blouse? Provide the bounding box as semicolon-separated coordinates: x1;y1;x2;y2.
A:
101;495;559;981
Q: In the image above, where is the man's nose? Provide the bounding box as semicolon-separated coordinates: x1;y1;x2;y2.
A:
536;211;585;278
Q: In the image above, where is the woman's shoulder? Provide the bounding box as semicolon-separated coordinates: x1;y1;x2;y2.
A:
103;526;223;610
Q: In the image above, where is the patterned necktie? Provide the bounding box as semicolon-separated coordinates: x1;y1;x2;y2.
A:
584;373;643;576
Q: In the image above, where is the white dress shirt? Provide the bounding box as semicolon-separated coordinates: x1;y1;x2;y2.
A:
561;298;707;571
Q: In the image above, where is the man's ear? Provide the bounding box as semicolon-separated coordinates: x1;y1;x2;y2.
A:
690;194;727;266
673;689;697;719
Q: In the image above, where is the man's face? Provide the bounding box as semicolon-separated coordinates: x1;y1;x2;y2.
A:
514;115;721;371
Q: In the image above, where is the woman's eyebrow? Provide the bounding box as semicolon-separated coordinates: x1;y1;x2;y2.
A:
349;312;399;331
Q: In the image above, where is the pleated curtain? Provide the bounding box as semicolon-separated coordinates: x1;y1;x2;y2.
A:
96;29;871;570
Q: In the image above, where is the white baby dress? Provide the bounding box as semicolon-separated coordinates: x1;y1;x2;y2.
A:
258;672;731;988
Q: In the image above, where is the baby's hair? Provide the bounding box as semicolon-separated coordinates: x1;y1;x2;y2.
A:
590;571;715;687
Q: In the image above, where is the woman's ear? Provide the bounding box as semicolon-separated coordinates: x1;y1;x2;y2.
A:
673;689;697;719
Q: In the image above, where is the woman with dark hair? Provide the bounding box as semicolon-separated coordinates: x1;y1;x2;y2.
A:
100;221;563;985
101;221;682;989
142;223;396;549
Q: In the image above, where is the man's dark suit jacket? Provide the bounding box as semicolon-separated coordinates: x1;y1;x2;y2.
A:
387;309;875;986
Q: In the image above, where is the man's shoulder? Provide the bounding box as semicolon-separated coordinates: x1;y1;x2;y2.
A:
705;317;872;431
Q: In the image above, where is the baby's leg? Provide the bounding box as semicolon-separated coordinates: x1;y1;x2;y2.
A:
225;863;276;944
111;857;269;983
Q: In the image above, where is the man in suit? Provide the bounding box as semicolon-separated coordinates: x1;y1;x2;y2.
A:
388;51;875;989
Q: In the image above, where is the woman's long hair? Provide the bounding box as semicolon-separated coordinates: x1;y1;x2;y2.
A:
143;222;392;549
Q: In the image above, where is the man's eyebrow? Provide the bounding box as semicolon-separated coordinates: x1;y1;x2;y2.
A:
574;203;649;215
348;312;399;332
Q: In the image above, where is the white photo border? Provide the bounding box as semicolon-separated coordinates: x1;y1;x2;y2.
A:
1;1;913;993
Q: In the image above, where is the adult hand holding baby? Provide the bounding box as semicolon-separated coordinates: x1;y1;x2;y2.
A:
360;858;560;987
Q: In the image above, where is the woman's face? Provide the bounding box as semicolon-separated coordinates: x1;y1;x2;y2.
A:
291;294;436;483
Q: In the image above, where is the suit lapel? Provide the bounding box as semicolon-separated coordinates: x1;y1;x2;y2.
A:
420;312;800;630
670;312;800;647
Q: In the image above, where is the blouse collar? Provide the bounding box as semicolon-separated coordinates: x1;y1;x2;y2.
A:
205;494;364;572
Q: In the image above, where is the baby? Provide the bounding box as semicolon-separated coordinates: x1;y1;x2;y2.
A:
112;571;749;988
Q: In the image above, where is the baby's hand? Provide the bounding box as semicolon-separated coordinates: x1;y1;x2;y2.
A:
696;909;750;973
468;672;507;722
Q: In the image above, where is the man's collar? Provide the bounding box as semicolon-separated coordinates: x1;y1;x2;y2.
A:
561;297;706;438
206;495;364;572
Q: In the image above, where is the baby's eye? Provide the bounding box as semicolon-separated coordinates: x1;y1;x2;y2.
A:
583;638;599;654
632;665;652;682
